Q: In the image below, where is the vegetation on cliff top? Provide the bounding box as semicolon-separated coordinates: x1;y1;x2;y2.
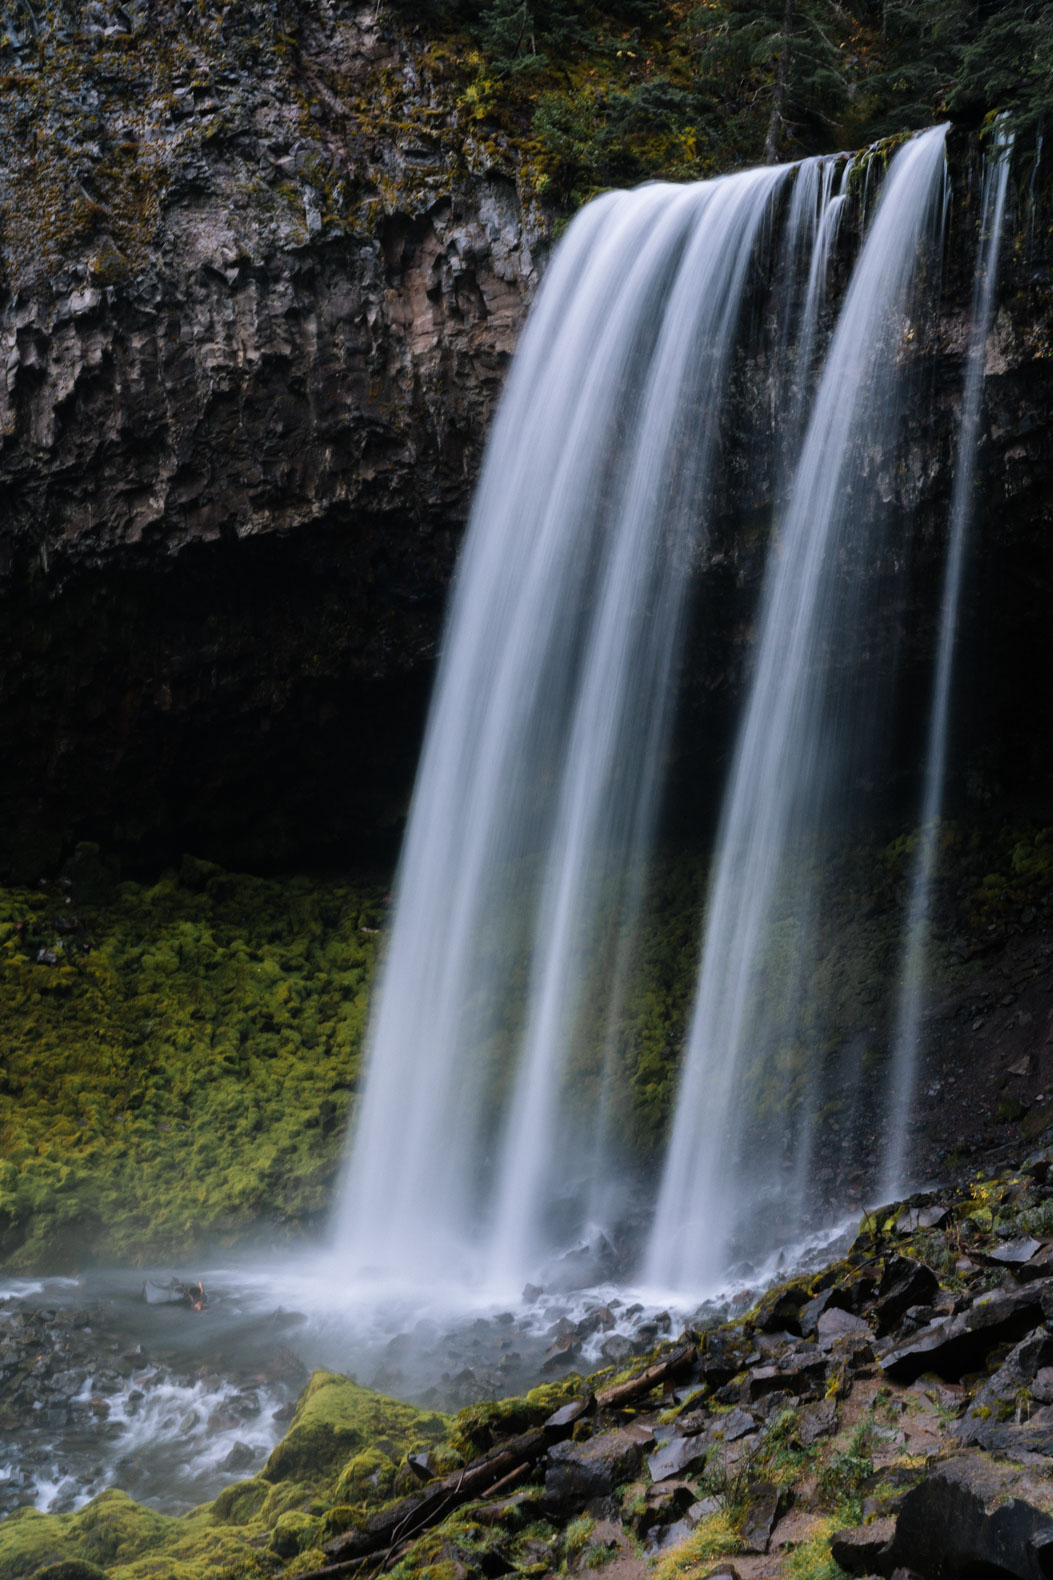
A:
391;0;1051;209
0;0;1046;289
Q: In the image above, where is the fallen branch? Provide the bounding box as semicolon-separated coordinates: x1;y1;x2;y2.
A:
296;1342;696;1580
316;1426;552;1570
594;1341;697;1410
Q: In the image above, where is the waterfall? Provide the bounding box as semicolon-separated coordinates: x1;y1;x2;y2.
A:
333;158;835;1291
645;126;950;1293
332;120;1006;1303
882;131;1013;1194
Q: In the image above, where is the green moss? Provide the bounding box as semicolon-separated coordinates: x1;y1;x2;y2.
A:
443;1378;584;1463
262;1370;448;1486
650;1508;742;1578
0;1492;170;1580
333;1445;398;1505
0;862;384;1270
209;1479;269;1527
269;1508;321;1557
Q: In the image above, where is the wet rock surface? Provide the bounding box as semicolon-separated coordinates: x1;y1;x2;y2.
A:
18;1156;1053;1574
0;2;547;876
0;1279;303;1515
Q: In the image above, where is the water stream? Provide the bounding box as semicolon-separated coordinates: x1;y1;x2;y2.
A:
647;125;951;1292
337;123;1010;1303
882;129;1014;1193
334;159;829;1293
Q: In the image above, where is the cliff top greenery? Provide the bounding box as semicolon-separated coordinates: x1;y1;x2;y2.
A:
396;0;1051;207
0;0;1046;290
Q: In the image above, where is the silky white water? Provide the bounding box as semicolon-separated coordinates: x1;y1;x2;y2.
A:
336;122;1009;1303
882;131;1013;1193
646;126;951;1292
334;157;843;1293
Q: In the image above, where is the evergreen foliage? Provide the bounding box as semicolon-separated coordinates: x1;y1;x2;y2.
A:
393;0;1051;209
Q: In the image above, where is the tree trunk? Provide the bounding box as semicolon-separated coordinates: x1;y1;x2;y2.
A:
764;0;796;164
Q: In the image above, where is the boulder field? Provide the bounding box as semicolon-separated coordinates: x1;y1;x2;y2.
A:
11;1158;1053;1578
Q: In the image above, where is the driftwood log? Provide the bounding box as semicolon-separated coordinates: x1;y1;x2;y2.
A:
296;1341;697;1579
593;1342;697;1409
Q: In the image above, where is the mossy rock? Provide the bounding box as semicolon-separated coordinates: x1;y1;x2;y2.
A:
262;1370;448;1485
0;1492;169;1580
444;1378;585;1462
269;1508;321;1557
334;1446;398;1504
208;1478;269;1527
34;1564;108;1580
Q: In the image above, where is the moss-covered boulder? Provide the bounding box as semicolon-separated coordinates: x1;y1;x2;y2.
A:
261;1370;448;1486
0;1493;169;1580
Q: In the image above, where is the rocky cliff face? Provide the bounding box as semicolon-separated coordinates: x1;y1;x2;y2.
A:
0;7;1050;877
0;0;547;875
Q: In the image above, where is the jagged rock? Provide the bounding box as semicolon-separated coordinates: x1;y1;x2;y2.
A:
886;1454;1053;1578
990;1238;1045;1266
830;1518;896;1574
896;1205;950;1232
220;1440;257;1473
699;1331;753;1388
800;1289;836;1337
872;1257;940;1331
956;1327;1053;1436
711;1407;756;1443
544;1430;645;1507
1018;1248;1053;1284
752;1281;811;1334
545;1398;591;1430
600;1335;634;1364
756;1388;797;1420
799;1399;839;1444
630;1480;695;1536
740;1481;787;1554
880;1281;1053;1382
647;1434;708;1482
748;1346;826;1399
964;1411;1053;1461
817;1307;874;1348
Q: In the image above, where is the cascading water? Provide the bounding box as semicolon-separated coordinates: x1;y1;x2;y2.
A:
645;126;950;1293
334;157;837;1292
882;131;1013;1194
336;121;1005;1305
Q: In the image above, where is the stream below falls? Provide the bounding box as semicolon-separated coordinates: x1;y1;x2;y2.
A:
0;1217;856;1515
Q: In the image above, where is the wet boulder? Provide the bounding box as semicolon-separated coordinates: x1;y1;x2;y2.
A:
543;1429;645;1508
880;1280;1053;1382
885;1454;1053;1579
830;1517;896;1574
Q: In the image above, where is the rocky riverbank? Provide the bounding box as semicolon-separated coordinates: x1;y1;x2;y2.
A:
10;1158;1053;1578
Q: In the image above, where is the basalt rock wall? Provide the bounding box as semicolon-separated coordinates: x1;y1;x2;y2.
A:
0;3;1050;875
0;0;546;876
